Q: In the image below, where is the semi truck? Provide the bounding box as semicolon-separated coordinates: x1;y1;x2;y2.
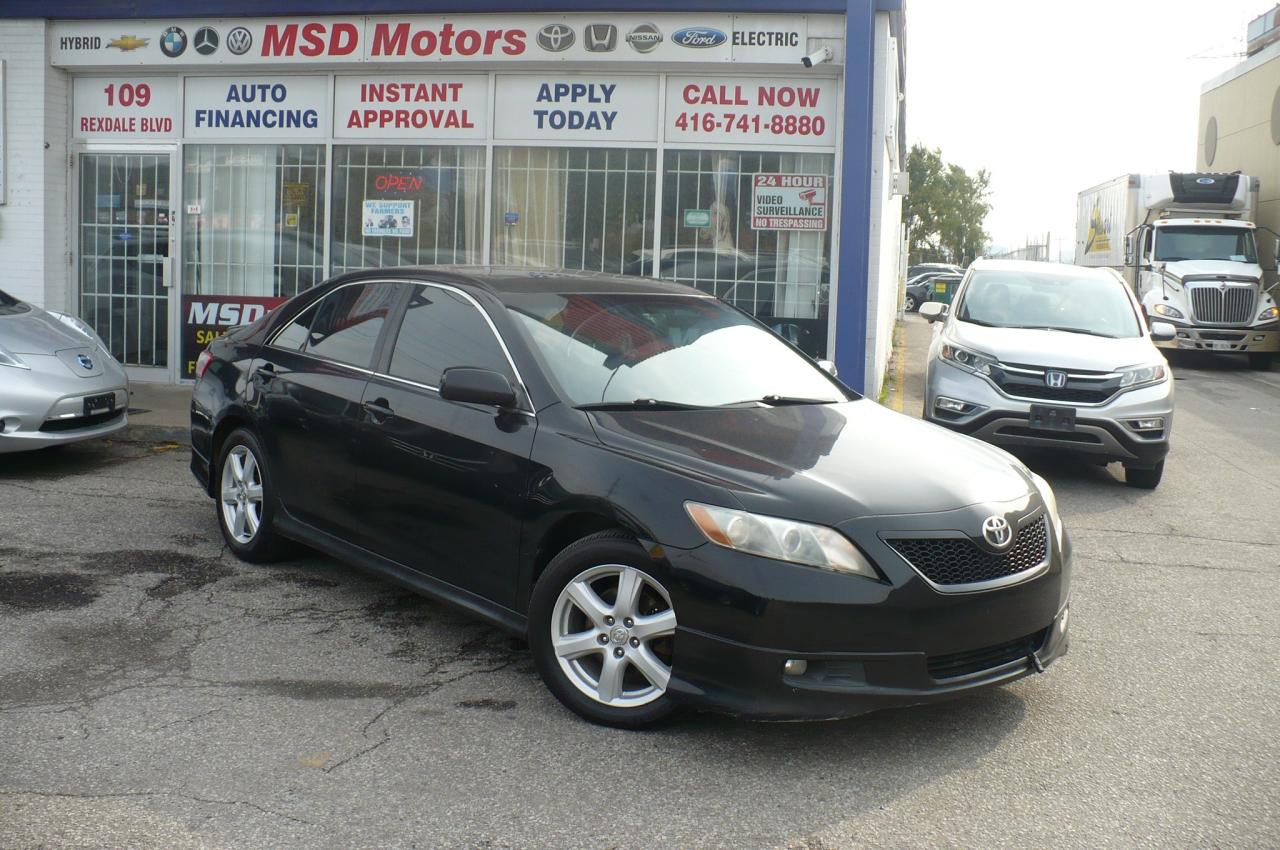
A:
1075;172;1279;369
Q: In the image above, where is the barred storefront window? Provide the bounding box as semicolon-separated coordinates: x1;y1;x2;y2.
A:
330;145;486;275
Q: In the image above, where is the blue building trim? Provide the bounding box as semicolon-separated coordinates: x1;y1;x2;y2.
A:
0;0;849;17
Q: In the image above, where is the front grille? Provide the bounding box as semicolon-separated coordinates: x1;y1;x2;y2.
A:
1190;285;1253;324
991;363;1117;405
886;515;1049;587
927;628;1049;680
40;410;124;433
996;383;1113;404
1198;330;1247;341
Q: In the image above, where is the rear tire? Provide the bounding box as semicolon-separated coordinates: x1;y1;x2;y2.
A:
1124;460;1164;490
904;294;918;312
529;530;681;729
216;428;291;563
1247;352;1274;370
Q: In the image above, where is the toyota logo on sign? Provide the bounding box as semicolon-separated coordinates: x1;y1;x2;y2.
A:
537;24;575;52
226;26;253;56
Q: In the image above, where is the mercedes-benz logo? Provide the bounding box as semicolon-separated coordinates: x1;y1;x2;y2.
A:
194;26;219;56
981;516;1015;551
226;26;253;56
537;24;575;52
159;26;187;58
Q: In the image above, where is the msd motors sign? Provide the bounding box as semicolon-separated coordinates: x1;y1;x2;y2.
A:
50;15;812;66
181;295;285;377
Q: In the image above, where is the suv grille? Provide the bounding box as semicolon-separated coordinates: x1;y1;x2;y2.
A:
990;363;1117;405
1190;285;1252;325
886;515;1049;587
927;628;1049;680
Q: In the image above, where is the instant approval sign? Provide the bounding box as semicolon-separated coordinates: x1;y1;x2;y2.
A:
493;75;658;141
184;76;328;138
334;75;487;138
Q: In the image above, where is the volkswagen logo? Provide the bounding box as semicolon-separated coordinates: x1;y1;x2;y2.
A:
76;354;94;371
193;26;219;56
981;516;1015;551
583;23;617;53
671;27;728;49
159;26;187;58
226;26;253;56
626;23;663;53
1044;369;1067;389
537;24;575;52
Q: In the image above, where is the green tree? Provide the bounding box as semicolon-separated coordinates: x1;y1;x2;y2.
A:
903;144;992;266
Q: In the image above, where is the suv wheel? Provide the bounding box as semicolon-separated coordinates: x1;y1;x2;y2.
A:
217;429;290;562
529;531;680;728
904;294;918;312
1124;460;1164;490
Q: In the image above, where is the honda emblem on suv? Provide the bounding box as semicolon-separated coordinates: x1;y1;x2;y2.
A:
981;516;1014;550
583;24;617;52
537;24;575;52
1044;369;1067;389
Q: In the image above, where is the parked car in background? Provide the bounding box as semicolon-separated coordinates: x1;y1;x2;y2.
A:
906;262;962;280
0;289;129;453
905;272;961;312
921;259;1175;488
192;266;1070;728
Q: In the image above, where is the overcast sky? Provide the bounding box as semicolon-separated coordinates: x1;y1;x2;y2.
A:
905;0;1266;259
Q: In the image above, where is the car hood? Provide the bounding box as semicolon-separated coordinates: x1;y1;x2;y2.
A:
1163;259;1262;281
587;399;1034;525
1;308;96;354
948;321;1159;370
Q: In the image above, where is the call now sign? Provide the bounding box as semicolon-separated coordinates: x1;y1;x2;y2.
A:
750;174;828;231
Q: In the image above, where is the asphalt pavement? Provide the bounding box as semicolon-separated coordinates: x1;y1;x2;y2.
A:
1;325;1277;849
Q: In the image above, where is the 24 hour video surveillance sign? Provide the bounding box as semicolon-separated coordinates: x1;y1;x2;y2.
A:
751;174;828;231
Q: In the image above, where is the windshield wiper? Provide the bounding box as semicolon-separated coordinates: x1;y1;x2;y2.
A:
729;395;840;406
1008;325;1117;338
958;317;1001;327
576;398;711;411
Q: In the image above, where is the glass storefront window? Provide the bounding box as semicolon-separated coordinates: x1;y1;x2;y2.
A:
491;147;655;275
182;144;327;299
330;145;486;275
658;150;834;358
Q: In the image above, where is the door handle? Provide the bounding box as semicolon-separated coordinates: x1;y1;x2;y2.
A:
253;363;277;384
362;398;394;423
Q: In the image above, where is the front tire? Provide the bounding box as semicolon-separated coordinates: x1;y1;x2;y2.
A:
216;428;290;562
1124;460;1164;490
904;294;918;312
529;531;681;729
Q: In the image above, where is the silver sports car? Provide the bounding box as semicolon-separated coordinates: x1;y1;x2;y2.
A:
0;289;129;453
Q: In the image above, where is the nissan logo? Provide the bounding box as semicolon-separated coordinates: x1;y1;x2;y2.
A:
537;24;575;52
981;516;1015;551
226;26;253;56
671;27;728;49
1044;369;1067;389
625;23;663;53
76;354;94;371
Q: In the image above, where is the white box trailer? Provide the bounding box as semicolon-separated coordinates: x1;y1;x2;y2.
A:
1075;172;1278;368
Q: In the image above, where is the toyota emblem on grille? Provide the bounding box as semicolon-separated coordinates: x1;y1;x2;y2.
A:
981;516;1014;550
1044;369;1067;389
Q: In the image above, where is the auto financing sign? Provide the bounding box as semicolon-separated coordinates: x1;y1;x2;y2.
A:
750;174;828;231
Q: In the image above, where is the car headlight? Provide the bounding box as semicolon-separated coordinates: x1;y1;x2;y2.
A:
1029;472;1065;551
685;502;878;578
48;311;113;357
0;342;30;370
1259;306;1279;322
1152;303;1184;319
1118;362;1167;388
939;341;998;375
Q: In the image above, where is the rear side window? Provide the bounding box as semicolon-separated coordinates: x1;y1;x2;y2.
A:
388;285;512;388
272;282;400;368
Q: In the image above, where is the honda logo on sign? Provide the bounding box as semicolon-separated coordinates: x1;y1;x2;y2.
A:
584;24;617;52
1044;370;1067;389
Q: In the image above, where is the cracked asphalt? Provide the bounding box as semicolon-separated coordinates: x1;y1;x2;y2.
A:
1;346;1278;850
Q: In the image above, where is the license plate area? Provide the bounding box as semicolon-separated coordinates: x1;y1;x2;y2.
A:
84;392;116;417
1205;341;1235;351
1029;404;1076;431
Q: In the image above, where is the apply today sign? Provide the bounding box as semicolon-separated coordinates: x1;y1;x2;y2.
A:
493;75;658;141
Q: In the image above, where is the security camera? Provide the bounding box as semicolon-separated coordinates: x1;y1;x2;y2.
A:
801;47;832;68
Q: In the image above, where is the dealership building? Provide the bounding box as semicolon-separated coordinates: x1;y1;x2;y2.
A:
0;1;906;393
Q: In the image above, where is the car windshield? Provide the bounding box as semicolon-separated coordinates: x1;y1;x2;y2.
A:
1153;226;1258;263
0;289;30;316
506;292;849;408
957;269;1142;338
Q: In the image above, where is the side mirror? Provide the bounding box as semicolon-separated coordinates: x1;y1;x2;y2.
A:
919;302;948;323
817;359;838;377
439;367;518;409
1123;235;1134;266
1149;320;1177;342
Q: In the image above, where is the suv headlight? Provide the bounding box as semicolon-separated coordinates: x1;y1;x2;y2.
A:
1118;362;1167;388
0;342;29;370
1259;306;1279;322
939;341;998;375
685;502;878;578
1152;303;1184;319
1029;472;1065;551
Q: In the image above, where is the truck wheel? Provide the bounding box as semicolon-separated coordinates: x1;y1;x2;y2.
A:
1124;461;1164;490
1247;352;1274;370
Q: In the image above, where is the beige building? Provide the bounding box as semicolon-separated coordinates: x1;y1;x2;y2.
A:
1198;6;1280;273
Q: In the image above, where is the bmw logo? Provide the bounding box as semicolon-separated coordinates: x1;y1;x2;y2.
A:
226;26;253;56
77;354;94;371
160;26;187;58
537;23;575;52
193;26;219;56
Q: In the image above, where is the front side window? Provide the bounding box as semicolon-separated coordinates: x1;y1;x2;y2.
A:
273;282;400;368
1153;226;1258;263
507;292;847;407
388;285;512;388
958;270;1141;338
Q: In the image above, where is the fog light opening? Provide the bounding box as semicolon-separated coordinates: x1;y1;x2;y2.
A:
1129;417;1165;431
1254;335;1266;342
783;659;808;677
935;397;973;414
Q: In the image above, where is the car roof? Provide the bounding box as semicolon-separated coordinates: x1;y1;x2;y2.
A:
330;265;710;301
968;259;1117;280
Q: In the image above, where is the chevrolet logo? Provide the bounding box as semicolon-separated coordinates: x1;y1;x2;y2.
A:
107;35;150;51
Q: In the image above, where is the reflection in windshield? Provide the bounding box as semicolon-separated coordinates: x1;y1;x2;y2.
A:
506;293;849;408
1154;226;1258;263
957;270;1141;338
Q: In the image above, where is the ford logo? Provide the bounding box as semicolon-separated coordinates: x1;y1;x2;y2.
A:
1196;177;1215;185
672;27;727;49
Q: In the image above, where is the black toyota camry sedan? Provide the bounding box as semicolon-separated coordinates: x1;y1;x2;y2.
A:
190;267;1071;728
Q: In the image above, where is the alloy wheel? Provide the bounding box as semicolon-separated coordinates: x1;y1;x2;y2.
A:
220;445;264;544
550;564;677;708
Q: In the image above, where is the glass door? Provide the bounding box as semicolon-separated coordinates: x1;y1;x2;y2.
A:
77;149;176;380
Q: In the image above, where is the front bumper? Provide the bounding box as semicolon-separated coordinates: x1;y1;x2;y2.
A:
1152;323;1280;353
0;356;129;454
925;361;1173;466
